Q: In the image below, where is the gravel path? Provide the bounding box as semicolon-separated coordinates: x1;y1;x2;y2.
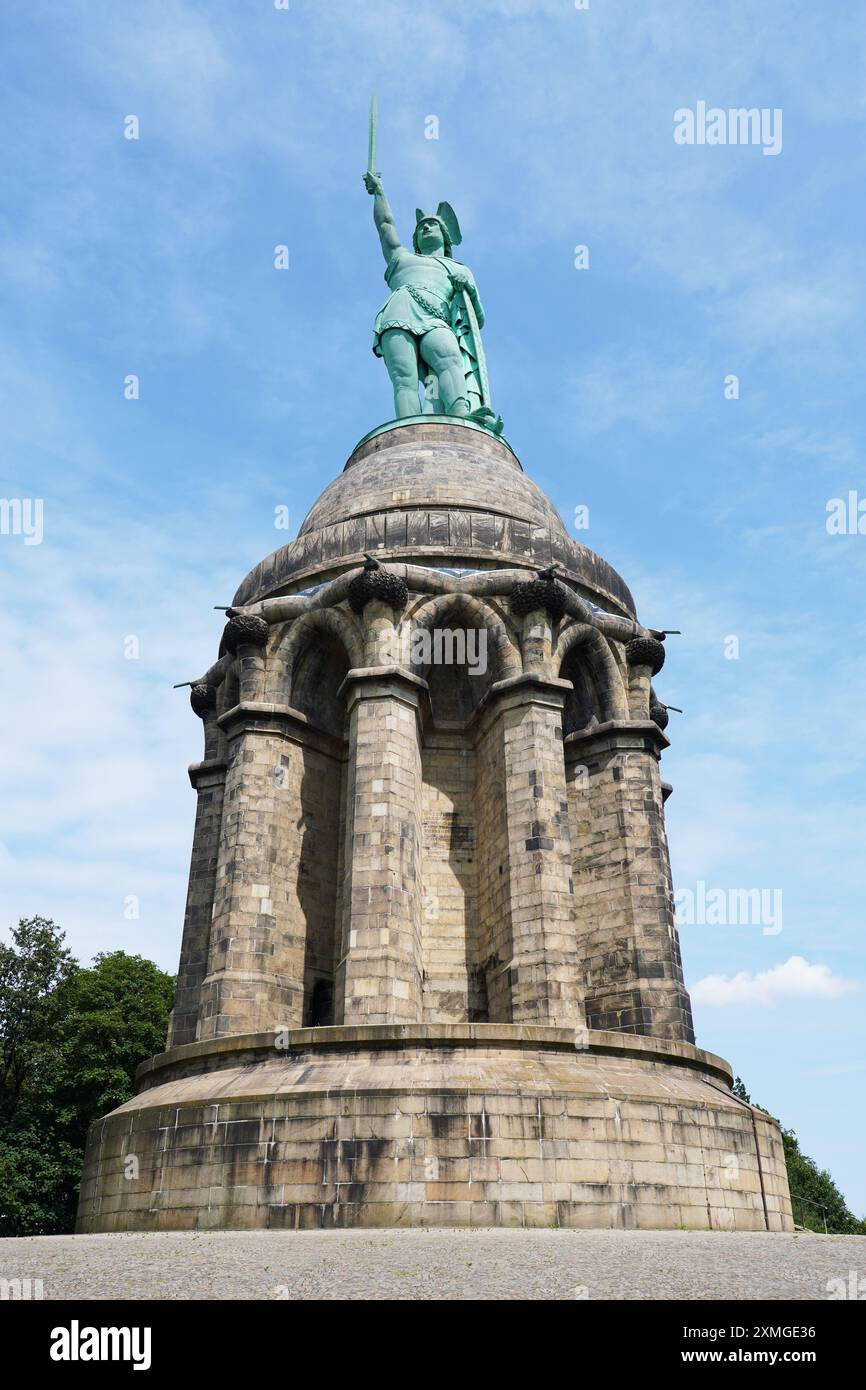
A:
2;1229;864;1300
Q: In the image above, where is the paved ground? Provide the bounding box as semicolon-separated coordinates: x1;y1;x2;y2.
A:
2;1229;864;1300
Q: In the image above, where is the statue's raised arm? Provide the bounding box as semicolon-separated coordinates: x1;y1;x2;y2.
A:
363;172;401;263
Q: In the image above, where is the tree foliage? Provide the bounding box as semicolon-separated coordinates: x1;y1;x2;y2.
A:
0;917;174;1235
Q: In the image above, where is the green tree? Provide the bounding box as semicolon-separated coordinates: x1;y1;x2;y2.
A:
0;915;77;1126
53;951;176;1153
0;919;174;1236
0;917;80;1233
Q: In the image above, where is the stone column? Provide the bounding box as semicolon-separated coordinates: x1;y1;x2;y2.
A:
565;719;695;1042
167;684;226;1048
195;615;306;1040
336;667;426;1025
199;689;347;1041
479;673;585;1029
197;709;302;1038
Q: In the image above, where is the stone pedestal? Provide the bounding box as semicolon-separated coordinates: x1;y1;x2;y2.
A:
76;1027;792;1234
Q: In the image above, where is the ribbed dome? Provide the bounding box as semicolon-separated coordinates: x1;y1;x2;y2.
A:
232;419;635;615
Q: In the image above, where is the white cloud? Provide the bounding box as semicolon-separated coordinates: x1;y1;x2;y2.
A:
692;955;858;1007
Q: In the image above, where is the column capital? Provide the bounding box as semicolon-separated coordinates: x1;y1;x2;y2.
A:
564;718;670;762
187;757;228;790
469;672;572;743
216;701;345;757
337;664;428;711
490;671;573;703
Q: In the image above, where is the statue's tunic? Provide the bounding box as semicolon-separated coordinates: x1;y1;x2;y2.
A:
372;248;475;357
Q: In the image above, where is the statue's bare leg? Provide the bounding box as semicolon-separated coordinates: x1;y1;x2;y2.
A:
420;327;469;419
381;327;421;418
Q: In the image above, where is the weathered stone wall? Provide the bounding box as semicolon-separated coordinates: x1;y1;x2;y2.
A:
420;733;478;1022
474;711;512;1022
76;1030;793;1234
292;741;343;1026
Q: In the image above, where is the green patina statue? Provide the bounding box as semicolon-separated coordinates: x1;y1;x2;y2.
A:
362;102;502;433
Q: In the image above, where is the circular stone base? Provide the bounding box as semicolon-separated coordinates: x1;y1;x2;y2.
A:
76;1026;793;1233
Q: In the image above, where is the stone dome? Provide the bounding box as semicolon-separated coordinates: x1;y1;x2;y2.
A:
301;421;563;535
232;418;635;615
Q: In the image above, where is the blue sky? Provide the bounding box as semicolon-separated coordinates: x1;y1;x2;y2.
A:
1;1;864;1213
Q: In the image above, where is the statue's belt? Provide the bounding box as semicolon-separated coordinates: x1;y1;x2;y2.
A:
404;284;451;321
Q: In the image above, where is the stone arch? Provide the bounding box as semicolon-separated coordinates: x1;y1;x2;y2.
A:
408;592;520;720
267;609;362;733
555;622;628;730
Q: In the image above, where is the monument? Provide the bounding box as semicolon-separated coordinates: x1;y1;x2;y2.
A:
76;115;793;1233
